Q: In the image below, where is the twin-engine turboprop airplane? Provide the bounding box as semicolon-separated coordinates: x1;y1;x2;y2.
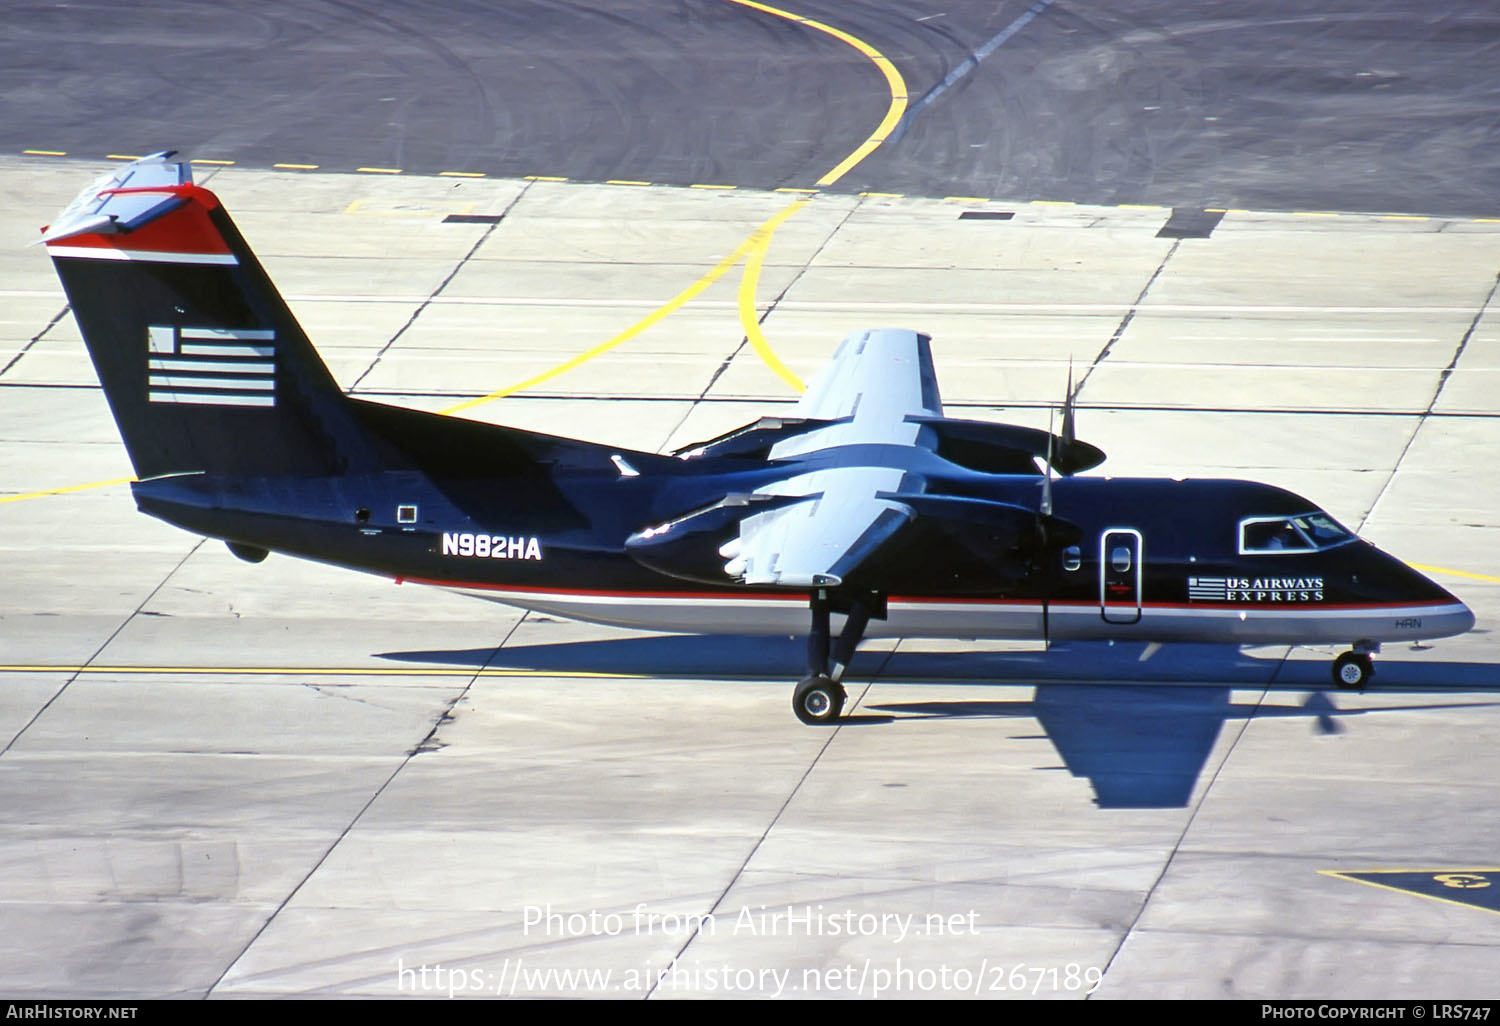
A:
40;154;1475;723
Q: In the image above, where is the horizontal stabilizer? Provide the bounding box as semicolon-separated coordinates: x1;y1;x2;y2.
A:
39;151;201;245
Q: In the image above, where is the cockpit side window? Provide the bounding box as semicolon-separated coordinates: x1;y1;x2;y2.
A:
1241;518;1313;553
1239;512;1354;555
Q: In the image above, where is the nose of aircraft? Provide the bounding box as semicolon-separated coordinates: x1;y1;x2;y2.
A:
1404;560;1476;639
1441;587;1477;637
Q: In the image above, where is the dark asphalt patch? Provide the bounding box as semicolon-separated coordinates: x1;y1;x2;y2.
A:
1156;207;1226;239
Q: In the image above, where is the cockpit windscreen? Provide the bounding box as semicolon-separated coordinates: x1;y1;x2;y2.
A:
1240;512;1353;554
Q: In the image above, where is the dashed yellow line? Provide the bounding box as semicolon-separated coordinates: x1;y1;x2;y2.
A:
17;152;1498;228
0;476;134;506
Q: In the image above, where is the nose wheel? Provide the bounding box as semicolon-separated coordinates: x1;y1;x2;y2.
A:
1333;650;1375;689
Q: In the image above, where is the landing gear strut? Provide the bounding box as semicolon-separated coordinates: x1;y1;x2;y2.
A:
792;589;875;725
1332;641;1378;690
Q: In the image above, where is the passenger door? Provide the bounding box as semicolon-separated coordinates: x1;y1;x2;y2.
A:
1100;528;1143;624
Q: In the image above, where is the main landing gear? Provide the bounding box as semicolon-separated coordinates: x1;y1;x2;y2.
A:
793;589;876;725
1332;641;1379;689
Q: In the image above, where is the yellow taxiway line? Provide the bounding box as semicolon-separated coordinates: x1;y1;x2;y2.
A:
0;476;135;505
441;199;801;413
737;200;811;392
726;0;909;189
1409;563;1500;585
0;664;643;680
448;0;909;412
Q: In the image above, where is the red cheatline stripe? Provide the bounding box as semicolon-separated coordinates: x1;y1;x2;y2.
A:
399;576;1459;612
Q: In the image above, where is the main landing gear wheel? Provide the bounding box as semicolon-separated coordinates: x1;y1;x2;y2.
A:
793;588;876;724
1333;651;1374;689
793;675;846;725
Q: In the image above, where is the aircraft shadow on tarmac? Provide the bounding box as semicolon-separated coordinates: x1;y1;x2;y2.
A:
381;636;1500;809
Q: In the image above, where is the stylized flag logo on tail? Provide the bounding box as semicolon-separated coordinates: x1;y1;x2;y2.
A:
147;326;276;408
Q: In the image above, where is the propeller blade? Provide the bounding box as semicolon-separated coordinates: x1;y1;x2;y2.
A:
1061;359;1077;450
1041;407;1055;516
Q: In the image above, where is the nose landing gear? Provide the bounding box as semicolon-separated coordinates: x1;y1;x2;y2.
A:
1333;641;1378;689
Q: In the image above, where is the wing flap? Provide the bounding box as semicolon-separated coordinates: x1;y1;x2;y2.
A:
734;492;912;586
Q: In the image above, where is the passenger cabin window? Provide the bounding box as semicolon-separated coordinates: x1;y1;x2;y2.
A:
1062;545;1082;572
1110;546;1132;572
1239;512;1353;555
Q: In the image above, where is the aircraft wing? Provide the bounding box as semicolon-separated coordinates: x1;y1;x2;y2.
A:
627;328;1085;588
726;329;937;587
780;327;942;437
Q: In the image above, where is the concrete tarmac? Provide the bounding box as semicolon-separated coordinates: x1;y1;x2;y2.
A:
2;158;1499;999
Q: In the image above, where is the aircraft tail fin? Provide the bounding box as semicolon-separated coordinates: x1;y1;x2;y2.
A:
41;153;374;480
